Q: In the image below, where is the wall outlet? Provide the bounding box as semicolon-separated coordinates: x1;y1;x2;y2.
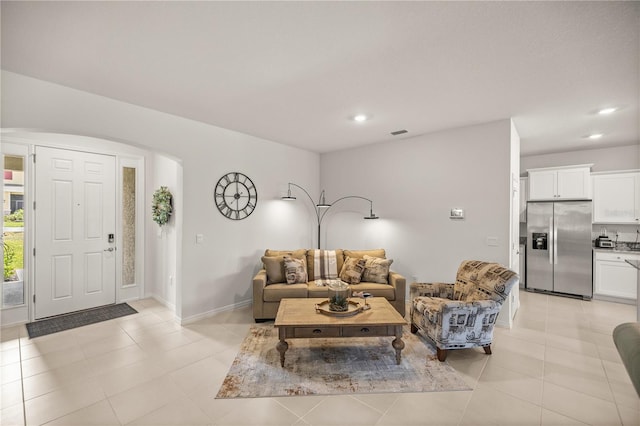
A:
196;234;204;244
486;237;499;247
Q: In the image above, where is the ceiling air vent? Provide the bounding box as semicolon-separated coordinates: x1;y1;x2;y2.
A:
390;129;408;136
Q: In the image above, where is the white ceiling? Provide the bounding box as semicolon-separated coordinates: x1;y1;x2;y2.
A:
1;1;638;156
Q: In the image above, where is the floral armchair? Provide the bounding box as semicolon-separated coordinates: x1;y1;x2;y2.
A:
410;260;519;361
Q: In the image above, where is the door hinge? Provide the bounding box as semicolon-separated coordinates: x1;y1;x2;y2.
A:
33;201;36;210
33;294;36;304
32;154;36;163
33;248;36;256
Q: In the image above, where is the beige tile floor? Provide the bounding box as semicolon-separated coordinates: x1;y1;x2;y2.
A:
1;291;639;425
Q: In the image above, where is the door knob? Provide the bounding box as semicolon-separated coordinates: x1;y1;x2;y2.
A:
103;247;115;252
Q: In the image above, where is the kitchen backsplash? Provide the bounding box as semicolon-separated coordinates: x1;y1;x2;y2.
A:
592;223;640;243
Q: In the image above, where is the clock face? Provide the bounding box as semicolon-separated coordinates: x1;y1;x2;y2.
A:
214;172;257;220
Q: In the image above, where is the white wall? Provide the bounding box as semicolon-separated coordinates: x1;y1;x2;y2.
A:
521;144;640;174
320;119;514;286
1;71;320;322
147;153;182;312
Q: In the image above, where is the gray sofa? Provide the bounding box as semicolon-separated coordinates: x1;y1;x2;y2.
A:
252;248;406;321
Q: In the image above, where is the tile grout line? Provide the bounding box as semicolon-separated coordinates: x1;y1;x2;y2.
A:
18;334;27;426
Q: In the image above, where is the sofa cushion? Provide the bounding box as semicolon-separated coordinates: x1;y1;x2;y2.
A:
284;256;308;284
453;260;519;303
264;249;307;259
263;283;308;302
350;282;396;300
261;255;286;284
343;249;386;259
307;249;343;281
339;257;367;284
362;255;393;284
308;283;330;297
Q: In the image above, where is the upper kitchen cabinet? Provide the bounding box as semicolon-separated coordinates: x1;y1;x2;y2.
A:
527;164;593;201
592;171;640;224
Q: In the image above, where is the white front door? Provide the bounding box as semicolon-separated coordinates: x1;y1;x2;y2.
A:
34;147;116;319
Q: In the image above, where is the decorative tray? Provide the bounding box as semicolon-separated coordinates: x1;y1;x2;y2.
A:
315;300;364;317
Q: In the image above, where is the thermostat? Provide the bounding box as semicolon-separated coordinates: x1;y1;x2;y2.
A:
450;208;465;219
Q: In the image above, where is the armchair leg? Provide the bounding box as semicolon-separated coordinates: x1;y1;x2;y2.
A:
436;348;448;362
410;323;418;334
483;344;492;355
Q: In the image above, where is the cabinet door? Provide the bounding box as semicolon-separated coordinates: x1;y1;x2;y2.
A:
557;168;591;199
595;258;637;299
529;170;556;200
593;173;639;223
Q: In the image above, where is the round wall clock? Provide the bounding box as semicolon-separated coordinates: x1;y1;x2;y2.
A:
214;172;258;220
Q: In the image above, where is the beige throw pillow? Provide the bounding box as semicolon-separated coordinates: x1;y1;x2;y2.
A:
261;256;285;284
362;255;393;284
284;256;308;284
339;257;367;284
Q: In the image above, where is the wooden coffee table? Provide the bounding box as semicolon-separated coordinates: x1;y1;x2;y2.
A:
274;297;406;367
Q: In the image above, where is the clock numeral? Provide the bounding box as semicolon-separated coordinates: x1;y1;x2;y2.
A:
224;208;233;218
232;172;239;182
217;201;227;211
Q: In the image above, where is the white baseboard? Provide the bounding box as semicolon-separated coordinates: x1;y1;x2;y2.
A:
179;299;252;325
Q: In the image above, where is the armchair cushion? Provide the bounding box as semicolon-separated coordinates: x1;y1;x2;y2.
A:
453;260;519;303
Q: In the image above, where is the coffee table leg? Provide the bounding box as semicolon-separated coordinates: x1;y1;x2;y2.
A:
392;327;405;364
276;338;288;367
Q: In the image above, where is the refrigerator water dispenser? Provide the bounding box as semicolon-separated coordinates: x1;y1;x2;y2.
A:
532;232;547;250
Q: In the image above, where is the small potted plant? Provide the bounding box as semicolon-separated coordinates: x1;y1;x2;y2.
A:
328;281;350;312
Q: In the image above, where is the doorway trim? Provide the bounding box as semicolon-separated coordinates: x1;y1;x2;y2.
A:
1;131;147;324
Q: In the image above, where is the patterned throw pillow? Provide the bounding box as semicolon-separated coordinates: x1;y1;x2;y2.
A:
339;257;367;284
362;255;393;284
284;256;308;284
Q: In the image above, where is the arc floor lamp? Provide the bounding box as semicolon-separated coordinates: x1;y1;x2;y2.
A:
282;182;379;249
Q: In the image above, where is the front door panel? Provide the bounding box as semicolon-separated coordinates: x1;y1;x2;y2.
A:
35;147;116;319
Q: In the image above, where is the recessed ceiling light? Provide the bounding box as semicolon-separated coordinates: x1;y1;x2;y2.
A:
353;114;369;123
588;133;603;140
598;107;617;115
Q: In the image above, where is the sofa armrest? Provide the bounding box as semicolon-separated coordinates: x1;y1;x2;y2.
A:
388;271;406;317
252;269;267;318
410;282;455;300
389;271;406;294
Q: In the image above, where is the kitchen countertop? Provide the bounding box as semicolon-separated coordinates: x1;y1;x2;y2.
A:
625;259;640;270
593;247;640;255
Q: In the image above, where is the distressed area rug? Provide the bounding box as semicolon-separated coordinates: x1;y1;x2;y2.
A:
216;325;471;398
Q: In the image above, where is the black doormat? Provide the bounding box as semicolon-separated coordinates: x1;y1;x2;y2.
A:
26;303;137;338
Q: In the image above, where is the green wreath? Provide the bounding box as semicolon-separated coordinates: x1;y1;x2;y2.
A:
152;186;173;226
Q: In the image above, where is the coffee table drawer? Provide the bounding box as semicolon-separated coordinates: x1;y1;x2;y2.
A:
341;325;395;337
293;327;341;338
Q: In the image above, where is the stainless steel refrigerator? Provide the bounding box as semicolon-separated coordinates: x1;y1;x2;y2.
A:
526;200;593;299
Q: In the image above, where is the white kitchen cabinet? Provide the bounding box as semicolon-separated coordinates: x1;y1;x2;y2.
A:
528;165;592;201
519;178;528;222
594;251;640;300
592;171;640;224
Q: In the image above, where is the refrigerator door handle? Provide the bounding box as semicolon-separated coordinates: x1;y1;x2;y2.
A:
549;217;553;265
553;216;558;265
